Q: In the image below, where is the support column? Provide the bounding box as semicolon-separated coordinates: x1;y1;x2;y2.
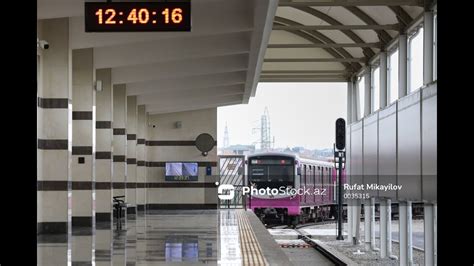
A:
398;34;408;98
71;48;95;232
95;68;113;226
379;51;388;109
399;202;407;265
354;80;361;121
126;96;138;217
380;199;387;258
112;84;127;211
407;201;413;265
364;69;372;116
347;81;353;124
434;203;437;265
37;18;71;236
347;199;353;243
136;105;147;212
387;199;396;259
370;198;378;251
354;200;361;245
423;10;434;85
364;199;371;250
424;203;435;266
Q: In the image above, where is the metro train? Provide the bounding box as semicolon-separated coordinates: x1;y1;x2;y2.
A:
245;152;346;226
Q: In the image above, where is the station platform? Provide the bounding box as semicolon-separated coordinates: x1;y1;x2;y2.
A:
37;209;292;265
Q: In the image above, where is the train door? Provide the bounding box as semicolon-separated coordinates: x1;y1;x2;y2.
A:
301;164;306;204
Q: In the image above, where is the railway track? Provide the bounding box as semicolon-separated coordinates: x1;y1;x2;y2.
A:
266;219;337;229
294;228;347;266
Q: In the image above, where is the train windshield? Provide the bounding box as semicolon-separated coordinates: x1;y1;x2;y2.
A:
248;157;294;188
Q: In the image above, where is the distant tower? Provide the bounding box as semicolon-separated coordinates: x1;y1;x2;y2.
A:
260;107;272;150
223;122;230;148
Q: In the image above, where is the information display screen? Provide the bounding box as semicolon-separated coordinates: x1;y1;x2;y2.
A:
84;2;191;32
165;162;198;181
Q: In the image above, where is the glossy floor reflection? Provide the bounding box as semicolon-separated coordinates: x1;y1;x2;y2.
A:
37;209;245;265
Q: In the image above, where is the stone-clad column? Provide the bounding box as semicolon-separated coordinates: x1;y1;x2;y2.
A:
113;84;127;204
95;68;113;225
71;48;95;232
37;18;71;236
126;96;138;216
136;105;147;212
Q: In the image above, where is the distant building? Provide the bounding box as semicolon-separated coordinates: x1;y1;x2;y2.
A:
220;144;255;156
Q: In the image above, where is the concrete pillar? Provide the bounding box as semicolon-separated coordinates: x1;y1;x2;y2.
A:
424;203;435;266
126;219;137;263
407;201;413;264
379;51;388;108
71;48;95;232
399;202;407;265
398;34;408;98
37;18;71;265
387;199;396;259
423;11;434;85
37;18;71;235
126;96;138;217
95;68;113;226
364;199;371;250
113;84;127;204
380;199;387;258
347;81;353;124
95;228;113;266
70;234;93;265
136;105;147;212
364;70;372;116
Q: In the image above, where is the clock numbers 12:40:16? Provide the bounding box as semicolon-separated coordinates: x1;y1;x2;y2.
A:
95;8;183;24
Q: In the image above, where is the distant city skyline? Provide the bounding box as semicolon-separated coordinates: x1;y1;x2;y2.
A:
217;82;347;150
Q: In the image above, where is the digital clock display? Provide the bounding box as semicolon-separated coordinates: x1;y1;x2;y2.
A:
84;2;191;32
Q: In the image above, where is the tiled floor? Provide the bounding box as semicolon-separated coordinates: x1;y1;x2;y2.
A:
37;209;245;265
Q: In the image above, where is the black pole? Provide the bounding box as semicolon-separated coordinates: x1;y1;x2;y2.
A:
336;151;344;240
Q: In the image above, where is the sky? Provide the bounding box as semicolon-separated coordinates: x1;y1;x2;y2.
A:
217;82;347;150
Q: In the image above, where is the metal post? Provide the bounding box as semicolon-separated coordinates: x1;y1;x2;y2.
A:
347;199;353;243
347;82;353;124
380;199;387;258
399;202;407;265
354;200;361;244
364;199;371;250
370;197;379;251
399;34;408;98
407;201;413;265
336;150;344;240
354;79;361;121
424;203;435;266
387;199;397;259
423;11;434;85
364;69;372;116
379;51;388;108
434;203;437;265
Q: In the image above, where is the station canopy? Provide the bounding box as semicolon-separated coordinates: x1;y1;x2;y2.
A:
38;0;426;113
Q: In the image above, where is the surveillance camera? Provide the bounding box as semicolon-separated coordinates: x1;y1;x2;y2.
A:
37;39;49;50
152;125;156;128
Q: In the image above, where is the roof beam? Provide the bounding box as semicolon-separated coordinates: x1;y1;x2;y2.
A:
260;78;347;82
264;58;365;63
279;0;423;7
260;75;347;79
261;70;348;74
273;24;400;31
267;42;382;48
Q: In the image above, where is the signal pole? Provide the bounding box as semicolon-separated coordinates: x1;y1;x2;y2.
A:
335;118;346;240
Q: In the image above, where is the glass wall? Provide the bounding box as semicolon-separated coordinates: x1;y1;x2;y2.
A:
388;49;399;104
408;27;423;93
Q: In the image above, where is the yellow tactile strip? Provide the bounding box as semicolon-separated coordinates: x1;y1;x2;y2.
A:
236;210;269;266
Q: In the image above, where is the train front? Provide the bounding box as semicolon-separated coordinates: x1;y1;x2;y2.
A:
246;153;299;224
